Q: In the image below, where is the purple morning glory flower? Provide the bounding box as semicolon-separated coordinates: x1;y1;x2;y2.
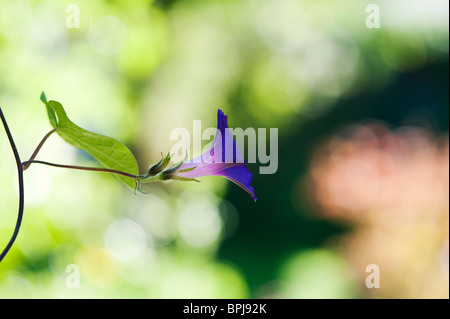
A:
172;110;257;201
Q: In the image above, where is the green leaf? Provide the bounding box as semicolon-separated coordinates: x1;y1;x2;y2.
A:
43;98;139;189
41;92;58;128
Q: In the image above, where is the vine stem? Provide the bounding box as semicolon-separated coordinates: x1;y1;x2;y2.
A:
22;128;57;171
22;160;140;179
0;107;25;263
21;128;140;180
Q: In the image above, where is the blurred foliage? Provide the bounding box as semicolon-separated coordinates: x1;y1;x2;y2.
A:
0;0;448;298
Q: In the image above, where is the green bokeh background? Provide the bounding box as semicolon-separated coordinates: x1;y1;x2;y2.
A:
0;0;448;298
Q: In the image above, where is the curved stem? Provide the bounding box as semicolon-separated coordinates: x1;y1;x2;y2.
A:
23;128;58;171
22;160;139;179
0;107;25;263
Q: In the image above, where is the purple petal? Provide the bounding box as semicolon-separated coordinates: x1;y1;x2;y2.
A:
214;165;257;201
178;162;245;178
185;109;243;165
177;109;256;201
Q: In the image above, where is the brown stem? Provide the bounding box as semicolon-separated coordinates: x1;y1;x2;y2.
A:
21;160;139;179
0;107;24;262
23;128;58;171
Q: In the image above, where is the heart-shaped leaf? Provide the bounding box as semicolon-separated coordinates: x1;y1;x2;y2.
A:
40;94;139;189
41;92;57;128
